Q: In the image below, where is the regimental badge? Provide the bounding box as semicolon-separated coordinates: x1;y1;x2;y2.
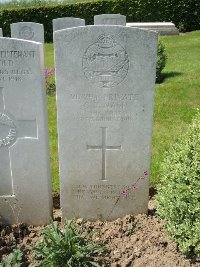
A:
19;26;34;40
82;34;129;88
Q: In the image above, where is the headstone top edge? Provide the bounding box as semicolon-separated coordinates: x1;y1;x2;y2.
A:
11;22;44;27
94;14;126;18
53;25;86;35
127;22;175;26
54;25;158;38
53;17;85;22
0;37;43;46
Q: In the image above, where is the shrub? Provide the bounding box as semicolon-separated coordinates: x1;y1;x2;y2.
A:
155;112;200;257
156;40;167;83
1;248;23;267
33;219;106;267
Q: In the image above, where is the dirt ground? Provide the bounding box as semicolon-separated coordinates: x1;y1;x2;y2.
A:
0;194;199;267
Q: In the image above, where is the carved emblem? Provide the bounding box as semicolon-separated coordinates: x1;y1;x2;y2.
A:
19;26;34;40
82;34;129;88
0;113;17;148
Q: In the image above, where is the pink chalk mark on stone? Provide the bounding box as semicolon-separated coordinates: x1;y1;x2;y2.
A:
131;183;139;189
119;170;149;199
120;189;129;198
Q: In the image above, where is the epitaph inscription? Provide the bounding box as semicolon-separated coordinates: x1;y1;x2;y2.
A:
82;34;129;88
72;184;135;200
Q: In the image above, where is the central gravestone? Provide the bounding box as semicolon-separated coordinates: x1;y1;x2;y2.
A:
11;22;44;43
54;26;157;220
0;38;52;225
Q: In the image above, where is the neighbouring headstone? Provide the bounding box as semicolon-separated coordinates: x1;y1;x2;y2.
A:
11;22;45;43
94;14;126;26
54;26;158;220
127;22;179;35
0;38;52;225
53;17;85;32
0;28;3;37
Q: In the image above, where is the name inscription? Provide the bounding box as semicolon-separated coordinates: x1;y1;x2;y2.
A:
68;93;143;122
0;50;35;82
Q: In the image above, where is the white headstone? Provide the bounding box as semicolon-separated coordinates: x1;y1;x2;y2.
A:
0;28;3;37
94;14;126;26
127;22;179;35
53;17;85;32
11;22;45;43
54;26;157;221
0;38;52;225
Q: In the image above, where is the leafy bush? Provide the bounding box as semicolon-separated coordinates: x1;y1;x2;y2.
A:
1;248;23;267
33;219;106;267
156;40;167;83
0;0;199;42
156;112;200;257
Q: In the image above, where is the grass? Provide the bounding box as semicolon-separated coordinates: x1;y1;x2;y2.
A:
152;31;200;184
45;30;200;194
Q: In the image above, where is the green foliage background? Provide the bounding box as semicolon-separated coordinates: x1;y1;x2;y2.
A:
156;40;167;83
0;0;199;42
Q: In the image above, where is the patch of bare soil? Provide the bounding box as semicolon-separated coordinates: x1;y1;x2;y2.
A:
0;196;199;267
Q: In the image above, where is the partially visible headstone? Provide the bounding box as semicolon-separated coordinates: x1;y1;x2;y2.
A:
53;17;85;32
0;38;52;225
54;26;157;221
127;22;179;35
94;14;126;25
11;22;45;43
0;28;3;37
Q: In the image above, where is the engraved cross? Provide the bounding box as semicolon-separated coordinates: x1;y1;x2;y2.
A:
87;127;121;181
0;87;37;196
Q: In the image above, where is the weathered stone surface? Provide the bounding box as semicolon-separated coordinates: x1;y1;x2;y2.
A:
127;22;179;35
53;17;85;32
0;28;3;37
0;38;52;225
11;22;45;43
54;26;157;220
94;14;126;25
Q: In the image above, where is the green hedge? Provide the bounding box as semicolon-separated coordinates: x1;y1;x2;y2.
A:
0;0;199;42
156;111;200;257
